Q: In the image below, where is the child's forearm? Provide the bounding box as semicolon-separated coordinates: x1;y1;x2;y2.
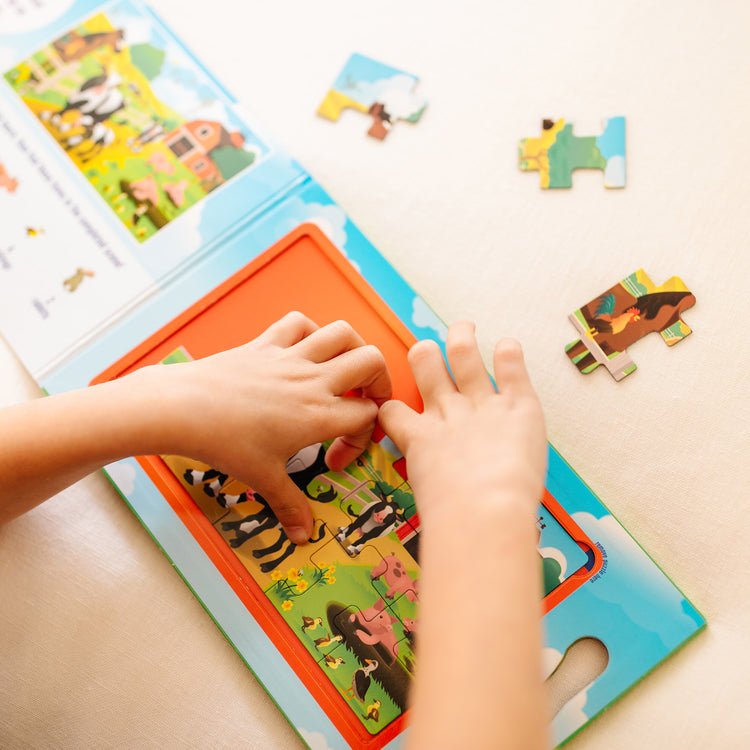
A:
0;367;173;524
0;315;392;536
407;495;549;750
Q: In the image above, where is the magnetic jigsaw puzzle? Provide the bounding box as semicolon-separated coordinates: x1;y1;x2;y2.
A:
159;433;597;744
317;53;427;140
518;116;626;188
565;269;696;380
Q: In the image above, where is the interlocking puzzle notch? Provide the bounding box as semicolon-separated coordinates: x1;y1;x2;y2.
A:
519;116;626;188
317;53;427;140
565;269;695;380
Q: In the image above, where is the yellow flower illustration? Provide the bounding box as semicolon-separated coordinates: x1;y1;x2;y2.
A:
281;600;293;611
287;568;302;582
295;580;309;593
326;576;336;585
270;570;283;582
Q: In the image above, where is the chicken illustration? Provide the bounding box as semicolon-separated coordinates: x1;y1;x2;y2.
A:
586;293;639;337
323;654;345;669
313;633;343;650
301;616;323;633
363;699;381;721
587;290;693;339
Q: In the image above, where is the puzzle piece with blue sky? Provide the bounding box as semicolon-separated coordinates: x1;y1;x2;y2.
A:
317;53;427;140
519;116;625;188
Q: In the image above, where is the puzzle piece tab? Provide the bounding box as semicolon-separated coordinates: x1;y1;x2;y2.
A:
565;269;695;380
519;116;625;188
317;53;427;140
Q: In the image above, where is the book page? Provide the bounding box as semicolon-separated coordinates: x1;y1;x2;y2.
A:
0;0;305;378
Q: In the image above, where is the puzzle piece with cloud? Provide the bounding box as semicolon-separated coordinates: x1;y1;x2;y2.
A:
518;116;625;188
317;53;427;140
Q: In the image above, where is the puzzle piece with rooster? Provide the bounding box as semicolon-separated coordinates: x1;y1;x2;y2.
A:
566;269;695;381
518;116;625;188
317;53;427;140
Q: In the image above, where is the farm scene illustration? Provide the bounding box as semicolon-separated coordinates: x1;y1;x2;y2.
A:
160;433;586;736
163;440;421;736
3;2;266;243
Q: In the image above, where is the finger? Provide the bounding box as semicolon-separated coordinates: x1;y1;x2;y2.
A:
255;470;315;545
445;321;496;399
292;319;367;363
408;339;456;406
493;338;534;396
253;311;319;349
325;345;392;405
325;435;368;472
322;397;380;471
378;399;419;455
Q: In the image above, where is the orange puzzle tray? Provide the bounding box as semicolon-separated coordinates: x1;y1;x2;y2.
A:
92;223;600;749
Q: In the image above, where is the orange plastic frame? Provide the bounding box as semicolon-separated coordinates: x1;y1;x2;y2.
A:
92;223;601;747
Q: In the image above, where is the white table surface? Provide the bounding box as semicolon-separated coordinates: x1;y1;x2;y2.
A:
2;1;749;747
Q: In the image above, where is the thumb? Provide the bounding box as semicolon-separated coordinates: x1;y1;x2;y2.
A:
258;471;315;545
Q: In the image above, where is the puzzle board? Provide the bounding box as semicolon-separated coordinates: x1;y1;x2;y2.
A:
92;224;600;748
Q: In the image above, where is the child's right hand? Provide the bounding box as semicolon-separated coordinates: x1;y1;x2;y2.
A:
145;312;392;544
378;321;547;528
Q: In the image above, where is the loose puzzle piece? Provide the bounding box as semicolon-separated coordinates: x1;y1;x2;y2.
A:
317;53;427;140
566;269;695;380
518;116;625;188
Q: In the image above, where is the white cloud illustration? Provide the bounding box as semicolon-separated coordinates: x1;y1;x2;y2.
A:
353;74;426;119
542;647;564;680
298;729;335;750
278;198;349;250
552;689;590;739
604;155;625;188
411;297;447;341
539;546;568;579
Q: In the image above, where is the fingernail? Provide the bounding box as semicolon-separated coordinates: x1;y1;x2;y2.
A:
286;526;308;545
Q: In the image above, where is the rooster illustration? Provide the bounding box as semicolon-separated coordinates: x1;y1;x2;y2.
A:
586;293;639;337
567;277;695;380
585;290;692;339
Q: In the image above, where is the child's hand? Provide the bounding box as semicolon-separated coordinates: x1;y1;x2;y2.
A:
158;312;392;543
378;321;546;526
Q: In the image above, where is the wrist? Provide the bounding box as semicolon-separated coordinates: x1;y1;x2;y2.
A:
96;365;186;459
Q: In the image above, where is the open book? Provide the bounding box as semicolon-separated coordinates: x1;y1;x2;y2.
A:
0;2;704;748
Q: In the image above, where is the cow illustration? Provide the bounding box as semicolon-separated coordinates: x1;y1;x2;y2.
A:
221;494;326;573
335;494;405;556
41;72;125;155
